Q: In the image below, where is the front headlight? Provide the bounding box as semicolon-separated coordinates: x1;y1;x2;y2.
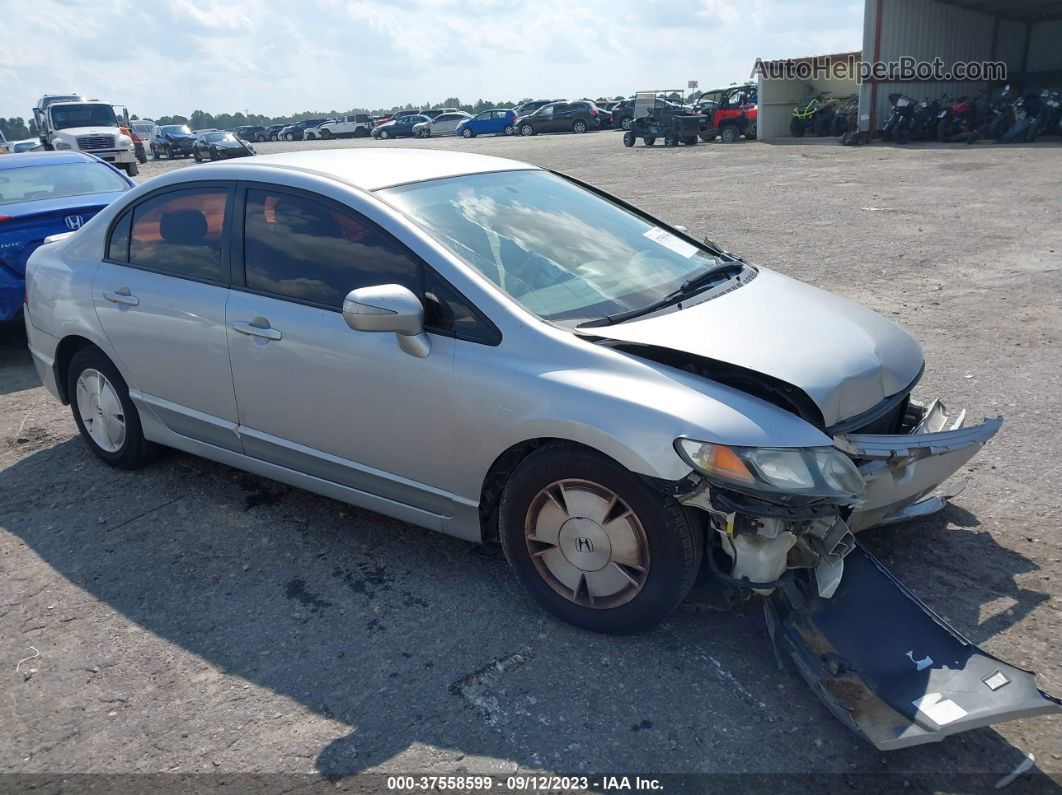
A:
118;135;131;145
55;142;72;150
675;439;865;500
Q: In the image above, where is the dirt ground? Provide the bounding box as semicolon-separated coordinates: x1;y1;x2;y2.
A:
1;131;1060;790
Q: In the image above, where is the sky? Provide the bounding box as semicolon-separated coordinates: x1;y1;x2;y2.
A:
0;0;864;121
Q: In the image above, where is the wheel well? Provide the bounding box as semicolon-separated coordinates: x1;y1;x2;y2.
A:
478;438;642;542
53;335;98;404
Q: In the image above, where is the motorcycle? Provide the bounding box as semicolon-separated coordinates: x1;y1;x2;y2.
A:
936;94;980;142
965;85;1015;143
880;93;917;143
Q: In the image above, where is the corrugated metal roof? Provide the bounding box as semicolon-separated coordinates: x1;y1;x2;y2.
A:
759;51;862;66
936;0;1062;22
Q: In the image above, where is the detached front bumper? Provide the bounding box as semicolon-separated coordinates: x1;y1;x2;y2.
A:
767;544;1061;750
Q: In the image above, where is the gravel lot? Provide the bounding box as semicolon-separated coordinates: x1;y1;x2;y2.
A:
2;131;1060;788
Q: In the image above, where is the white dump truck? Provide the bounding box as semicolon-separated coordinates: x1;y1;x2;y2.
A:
33;95;139;176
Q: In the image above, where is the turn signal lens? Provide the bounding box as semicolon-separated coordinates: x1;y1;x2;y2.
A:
676;440;755;485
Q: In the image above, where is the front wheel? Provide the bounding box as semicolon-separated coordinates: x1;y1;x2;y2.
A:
503;125;514;136
123;161;139;177
320;129;332;139
622;131;635;147
720;125;740;144
151;145;160;160
789;118;806;138
520;124;534;136
621;118;633;131
683;135;698;146
462;127;474;138
499;445;703;634
572;120;587;133
68;347;156;469
193;151;202;162
380;129;390;139
643;137;656;146
284;133;294;141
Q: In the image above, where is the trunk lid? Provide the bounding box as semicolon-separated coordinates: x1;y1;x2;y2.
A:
0;195;116;276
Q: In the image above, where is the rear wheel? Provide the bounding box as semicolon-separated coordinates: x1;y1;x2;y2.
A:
320;128;332;139
643;137;656;146
699;132;717;142
789;118;806;138
572;120;588;134
499;445;703;634
67;347;156;470
683;135;698;146
720;125;741;144
193;150;202;162
123;161;139;177
520;123;534;136
503;124;515;136
895;122;911;144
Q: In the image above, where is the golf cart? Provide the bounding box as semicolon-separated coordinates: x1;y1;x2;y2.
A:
622;90;702;148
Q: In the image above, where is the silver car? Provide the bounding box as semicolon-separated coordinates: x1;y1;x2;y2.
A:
23;149;1059;749
413;112;473;138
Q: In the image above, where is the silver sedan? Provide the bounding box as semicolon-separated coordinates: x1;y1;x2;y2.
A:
413;112;473;138
23;148;1058;749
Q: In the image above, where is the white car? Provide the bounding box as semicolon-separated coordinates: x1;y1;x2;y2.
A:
413;111;473;138
303;120;338;141
313;115;372;139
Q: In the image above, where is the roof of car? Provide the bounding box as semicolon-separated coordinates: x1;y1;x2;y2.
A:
0;150;99;169
233;148;538;190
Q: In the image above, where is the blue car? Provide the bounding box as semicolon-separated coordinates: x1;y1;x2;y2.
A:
0;151;134;322
455;109;517;138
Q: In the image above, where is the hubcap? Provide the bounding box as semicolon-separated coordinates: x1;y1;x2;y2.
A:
75;369;126;453
525;479;649;609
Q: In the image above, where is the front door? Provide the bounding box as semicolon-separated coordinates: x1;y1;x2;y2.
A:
225;185;458;518
92;184;240;450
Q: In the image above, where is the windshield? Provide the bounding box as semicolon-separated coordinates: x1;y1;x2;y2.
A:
50;104;119;130
205;132;234;143
0;162;129;206
380;170;718;323
162;125;192;135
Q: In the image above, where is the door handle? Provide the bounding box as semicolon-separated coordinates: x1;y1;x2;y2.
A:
232;320;282;340
103;289;139;306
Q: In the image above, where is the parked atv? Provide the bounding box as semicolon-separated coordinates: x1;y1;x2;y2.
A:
697;83;757;143
790;92;834;137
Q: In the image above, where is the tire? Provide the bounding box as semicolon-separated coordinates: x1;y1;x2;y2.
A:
163;144;172;159
270;134;278;142
622;131;635;147
683;135;698;146
256;134;267;142
67;347;157;470
498;445;703;635
354;127;369;138
320;128;332;139
814;113;834;137
151;145;160;160
699;133;717;142
462;127;474;138
503;125;514;136
520;124;534;136
124;161;138;177
284;133;294;141
895;121;911;145
720;125;740;144
194;151;202;162
643;137;656;146
380;129;390;139
621;118;633;131
572;120;588;134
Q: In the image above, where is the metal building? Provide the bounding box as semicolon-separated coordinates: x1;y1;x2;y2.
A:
757;0;1062;139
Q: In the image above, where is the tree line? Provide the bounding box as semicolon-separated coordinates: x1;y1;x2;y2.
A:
0;117;36;141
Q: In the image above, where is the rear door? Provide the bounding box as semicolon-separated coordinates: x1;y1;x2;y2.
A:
92;183;241;450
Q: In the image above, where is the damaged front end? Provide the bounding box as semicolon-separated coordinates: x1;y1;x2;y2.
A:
676;401;1060;749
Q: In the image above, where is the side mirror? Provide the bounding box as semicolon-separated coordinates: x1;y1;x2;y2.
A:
342;283;430;358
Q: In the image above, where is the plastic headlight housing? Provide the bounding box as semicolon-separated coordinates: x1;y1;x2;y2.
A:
676;439;865;500
55;142;72;150
118;135;132;145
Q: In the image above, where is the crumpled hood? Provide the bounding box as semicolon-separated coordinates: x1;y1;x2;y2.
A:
586;267;925;427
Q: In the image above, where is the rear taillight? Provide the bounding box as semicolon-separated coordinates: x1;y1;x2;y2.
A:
0;216;11;223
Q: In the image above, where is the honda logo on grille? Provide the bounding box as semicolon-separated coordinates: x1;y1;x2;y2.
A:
64;215;84;231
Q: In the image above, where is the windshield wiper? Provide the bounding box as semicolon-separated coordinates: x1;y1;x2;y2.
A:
577;259;741;328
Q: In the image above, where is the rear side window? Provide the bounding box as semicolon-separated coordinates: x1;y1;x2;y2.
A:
129;188;228;282
242;189;420;308
107;210;132;261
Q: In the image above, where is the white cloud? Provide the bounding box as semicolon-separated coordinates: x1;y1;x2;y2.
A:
0;0;862;120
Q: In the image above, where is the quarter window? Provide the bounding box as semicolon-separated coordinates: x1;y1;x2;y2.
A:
107;210;132;262
129;188;228;282
242;189;420;308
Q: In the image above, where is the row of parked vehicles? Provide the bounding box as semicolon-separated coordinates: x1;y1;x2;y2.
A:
881;84;1062;145
619;85;760;148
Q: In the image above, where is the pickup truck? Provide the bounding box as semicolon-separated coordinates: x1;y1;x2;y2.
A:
312;115;372;139
33;97;139;176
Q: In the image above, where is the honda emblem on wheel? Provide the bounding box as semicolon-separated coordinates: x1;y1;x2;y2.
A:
64;215;84;231
576;537;594;553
